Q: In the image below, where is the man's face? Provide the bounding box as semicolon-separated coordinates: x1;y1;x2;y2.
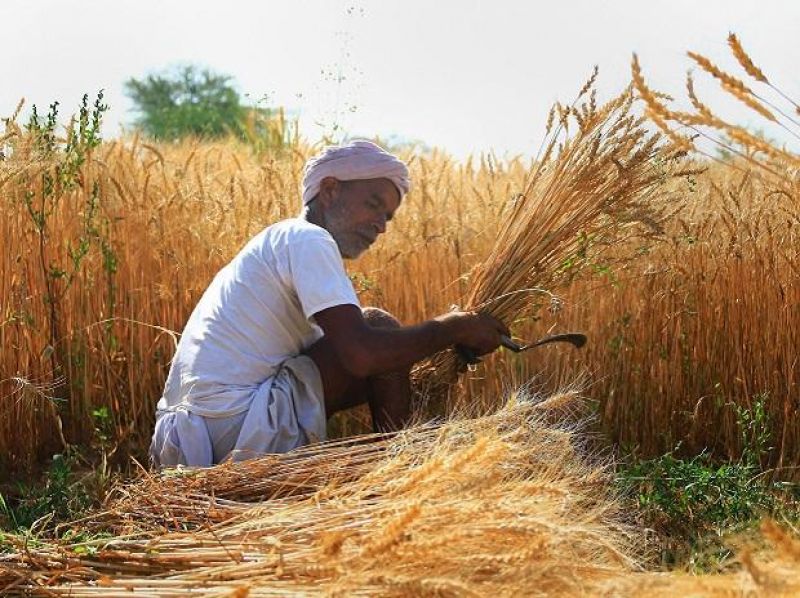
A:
319;177;401;259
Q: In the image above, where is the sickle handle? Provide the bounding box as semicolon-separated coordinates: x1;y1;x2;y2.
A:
500;335;524;352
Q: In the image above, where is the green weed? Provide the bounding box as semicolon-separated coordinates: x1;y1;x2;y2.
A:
618;393;799;570
1;452;86;531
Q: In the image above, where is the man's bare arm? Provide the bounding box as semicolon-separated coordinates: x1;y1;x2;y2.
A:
313;304;508;378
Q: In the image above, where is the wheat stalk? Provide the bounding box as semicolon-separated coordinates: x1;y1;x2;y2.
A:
411;76;686;405
634;38;800;183
728;32;800;124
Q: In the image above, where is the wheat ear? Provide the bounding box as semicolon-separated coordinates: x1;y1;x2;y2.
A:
727;33;768;83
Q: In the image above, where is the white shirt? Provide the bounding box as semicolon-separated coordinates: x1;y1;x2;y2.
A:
157;218;360;419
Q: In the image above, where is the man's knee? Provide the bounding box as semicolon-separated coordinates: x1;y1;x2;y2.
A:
362;307;411;380
362;306;401;329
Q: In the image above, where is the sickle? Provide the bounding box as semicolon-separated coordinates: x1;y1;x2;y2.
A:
457;332;587;366
500;332;587;352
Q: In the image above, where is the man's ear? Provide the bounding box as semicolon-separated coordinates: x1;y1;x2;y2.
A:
317;177;341;208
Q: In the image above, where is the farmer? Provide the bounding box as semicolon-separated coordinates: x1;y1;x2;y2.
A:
150;140;508;467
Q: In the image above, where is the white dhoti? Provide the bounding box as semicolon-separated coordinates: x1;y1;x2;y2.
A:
150;355;326;468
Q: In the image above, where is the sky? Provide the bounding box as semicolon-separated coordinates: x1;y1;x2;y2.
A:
2;0;798;158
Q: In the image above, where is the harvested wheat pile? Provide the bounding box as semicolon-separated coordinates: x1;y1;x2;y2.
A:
1;391;641;596
3;392;799;596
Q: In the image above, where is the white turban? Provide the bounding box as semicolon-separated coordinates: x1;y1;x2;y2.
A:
301;140;411;206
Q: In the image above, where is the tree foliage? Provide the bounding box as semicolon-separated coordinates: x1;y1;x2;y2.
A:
125;65;246;140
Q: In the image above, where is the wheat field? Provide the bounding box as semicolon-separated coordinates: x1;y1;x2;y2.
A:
1;34;799;595
2;112;797;475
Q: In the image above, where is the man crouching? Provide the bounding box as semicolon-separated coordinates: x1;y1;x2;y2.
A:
150;140;508;467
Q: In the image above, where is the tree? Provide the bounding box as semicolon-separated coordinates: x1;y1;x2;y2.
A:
125;65;246;140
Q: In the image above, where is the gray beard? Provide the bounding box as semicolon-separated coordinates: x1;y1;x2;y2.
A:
323;208;367;260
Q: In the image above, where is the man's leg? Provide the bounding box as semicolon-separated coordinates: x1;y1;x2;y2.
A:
303;307;412;432
361;308;413;432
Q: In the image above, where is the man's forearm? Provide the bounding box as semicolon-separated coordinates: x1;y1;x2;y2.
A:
363;318;463;375
314;304;503;379
336;317;464;378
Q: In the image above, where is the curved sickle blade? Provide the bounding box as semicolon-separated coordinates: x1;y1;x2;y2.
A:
502;332;587;352
525;332;587;350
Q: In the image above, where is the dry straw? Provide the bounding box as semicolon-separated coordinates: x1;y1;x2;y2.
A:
0;392;643;596
3;394;800;595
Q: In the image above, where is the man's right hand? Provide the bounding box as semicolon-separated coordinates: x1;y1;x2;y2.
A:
434;310;509;356
313;304;510;380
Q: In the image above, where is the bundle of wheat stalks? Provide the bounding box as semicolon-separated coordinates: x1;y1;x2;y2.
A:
411;74;692;404
1;392;642;596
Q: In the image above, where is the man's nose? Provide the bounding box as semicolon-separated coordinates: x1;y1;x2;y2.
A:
373;215;387;234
